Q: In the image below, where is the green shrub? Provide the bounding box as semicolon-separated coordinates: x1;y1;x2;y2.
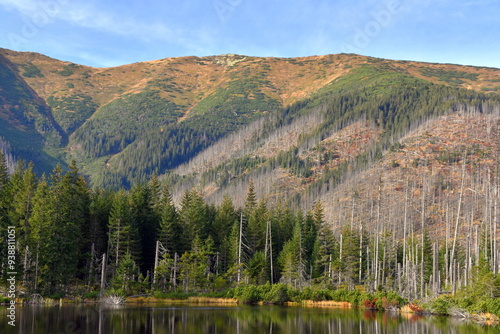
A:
0;296;11;303
263;284;290;305
330;288;364;306
48;293;65;299
232;285;263;304
426;295;453;315
82;291;100;300
298;286;331;301
471;298;500;316
22;64;44;78
455;296;474;309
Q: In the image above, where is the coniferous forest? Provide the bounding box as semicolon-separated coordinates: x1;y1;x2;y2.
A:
3;49;500;319
1;151;500;316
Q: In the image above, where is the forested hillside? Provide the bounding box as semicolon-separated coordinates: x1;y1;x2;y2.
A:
1;49;500;313
1;154;500;314
1;47;500;193
1;48;500;247
169;66;500;209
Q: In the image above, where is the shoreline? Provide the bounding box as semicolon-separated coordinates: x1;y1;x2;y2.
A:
2;296;499;326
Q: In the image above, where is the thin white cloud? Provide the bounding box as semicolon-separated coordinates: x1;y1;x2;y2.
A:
0;0;38;13
460;0;500;6
0;0;185;44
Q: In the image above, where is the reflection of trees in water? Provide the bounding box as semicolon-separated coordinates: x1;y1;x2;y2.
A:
0;305;490;334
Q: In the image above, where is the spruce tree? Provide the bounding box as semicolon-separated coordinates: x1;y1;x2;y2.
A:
278;220;305;286
29;175;56;293
179;189;208;247
112;252;140;295
0;150;9;194
130;183;157;272
244;181;257;213
0;150;10;280
340;226;361;288
311;201;337;281
247;198;267;254
51;161;88;290
89;189;113;256
9;163;36;247
214;195;236;272
302;210;317;280
158;184;182;253
108;190;138;268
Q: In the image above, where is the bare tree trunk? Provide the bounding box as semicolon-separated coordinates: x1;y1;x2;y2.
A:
116;222;120;267
374;176;382;290
494;195;498;273
382;245;386;289
23;245;29;286
359;224;363;283
432;243;437;296
265;220;274;284
403;178;409;286
445;202;450;286
34;241;39;292
237;213;243;283
270;222;274;285
100;253;107;298
153;240;160;286
420;175;426;299
450;154;467;280
452;259;457;295
172;252;178;289
475;224;480;266
397;262;402;294
350;196;355;230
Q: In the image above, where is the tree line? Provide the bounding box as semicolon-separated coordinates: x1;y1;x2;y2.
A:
1;151;499;301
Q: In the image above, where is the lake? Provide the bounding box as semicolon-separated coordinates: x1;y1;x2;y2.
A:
0;303;496;334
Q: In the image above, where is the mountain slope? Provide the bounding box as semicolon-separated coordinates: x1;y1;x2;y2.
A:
0;48;500;199
0;52;65;172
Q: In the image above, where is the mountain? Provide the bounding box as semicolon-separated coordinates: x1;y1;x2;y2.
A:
1;48;500;224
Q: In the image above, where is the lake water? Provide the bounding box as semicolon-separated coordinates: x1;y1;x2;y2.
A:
0;303;496;334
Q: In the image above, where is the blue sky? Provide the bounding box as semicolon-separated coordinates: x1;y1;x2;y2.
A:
0;0;499;68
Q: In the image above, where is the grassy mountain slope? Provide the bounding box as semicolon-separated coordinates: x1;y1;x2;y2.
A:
165;66;500;245
0;48;500;200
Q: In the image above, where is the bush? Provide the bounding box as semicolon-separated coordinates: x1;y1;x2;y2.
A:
363;298;378;309
152;291;195;300
299;286;331;301
263;284;289;305
22;64;44;78
427;296;453;315
373;291;407;309
48;293;65;300
211;276;228;291
233;285;264;304
0;296;11;303
330;288;364;306
408;303;424;313
471;298;500;316
82;291;100;300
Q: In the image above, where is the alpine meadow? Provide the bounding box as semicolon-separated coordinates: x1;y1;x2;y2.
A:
2;47;500;317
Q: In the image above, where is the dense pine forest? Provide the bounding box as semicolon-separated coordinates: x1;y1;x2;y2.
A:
2;151;500;316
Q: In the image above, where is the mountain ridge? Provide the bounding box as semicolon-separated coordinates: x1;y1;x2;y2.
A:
1;47;500;212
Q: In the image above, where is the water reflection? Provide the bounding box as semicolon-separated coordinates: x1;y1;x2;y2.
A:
0;304;495;334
